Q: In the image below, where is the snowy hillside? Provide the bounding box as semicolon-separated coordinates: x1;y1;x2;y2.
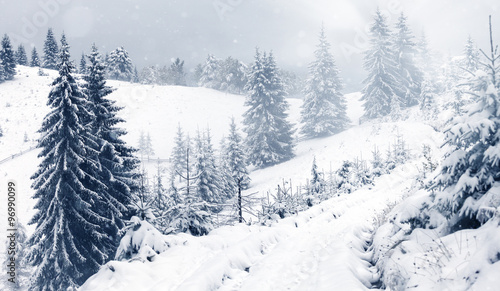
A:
0;65;266;232
2;65;499;291
0;66;443;290
0;65;364;232
81;163;420;291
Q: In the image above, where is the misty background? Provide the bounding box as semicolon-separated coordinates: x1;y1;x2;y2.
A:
1;0;499;91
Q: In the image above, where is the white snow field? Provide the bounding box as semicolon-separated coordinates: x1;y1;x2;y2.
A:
1;66;499;290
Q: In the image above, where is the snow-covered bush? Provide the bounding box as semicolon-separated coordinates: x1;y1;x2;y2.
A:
164;202;214;236
259;181;301;223
115;216;169;262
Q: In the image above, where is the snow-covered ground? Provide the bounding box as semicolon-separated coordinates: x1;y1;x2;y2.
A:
1;66;498;290
81;162;421;291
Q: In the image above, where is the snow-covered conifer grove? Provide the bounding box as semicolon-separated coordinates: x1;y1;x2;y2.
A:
0;5;499;291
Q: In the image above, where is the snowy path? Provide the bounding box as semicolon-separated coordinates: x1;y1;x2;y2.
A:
82;163;417;291
223;166;413;291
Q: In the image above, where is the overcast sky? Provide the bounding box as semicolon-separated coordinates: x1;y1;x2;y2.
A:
1;0;499;91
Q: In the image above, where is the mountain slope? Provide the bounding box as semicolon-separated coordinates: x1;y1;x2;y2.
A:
1;66;446;290
81;161;424;291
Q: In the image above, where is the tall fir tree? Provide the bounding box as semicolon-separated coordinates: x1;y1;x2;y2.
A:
166;136;213;236
0;34;16;80
170;124;187;180
193;129;225;210
15;44;28;65
361;9;402;119
150;160;170;229
223;118;251;190
31;47;41;67
42;28;59;70
243;49;295;168
107;46;134;81
218;135;237;200
309;156;326;198
431;18;500;229
393;12;423;107
26;34;111;290
199;54;222;89
301;26;349;138
83;44;139;251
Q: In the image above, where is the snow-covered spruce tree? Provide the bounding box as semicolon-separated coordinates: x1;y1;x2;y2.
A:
336;160;354;194
149;160;170;230
131;167;155;221
392;132;409;165
107;46;134;81
463;35;480;74
431;18;500;229
193;129;225;211
351;157;373;187
218;136;237;201
220;56;248;94
361;9;402;119
79;52;87;74
153;160;170;213
168;57;186;85
15;44;28;66
83;44;140;250
223;118;251;190
170;124;187;181
393;12;423;107
42;28;59;70
26;35;112;290
166;142;214;236
308;156;326;205
301;26;349;138
168;169;182;205
243;49;295;167
31;47;40;67
199;54;222;89
0;34;16;80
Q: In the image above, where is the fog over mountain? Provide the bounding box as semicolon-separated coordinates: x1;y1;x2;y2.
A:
2;0;498;90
